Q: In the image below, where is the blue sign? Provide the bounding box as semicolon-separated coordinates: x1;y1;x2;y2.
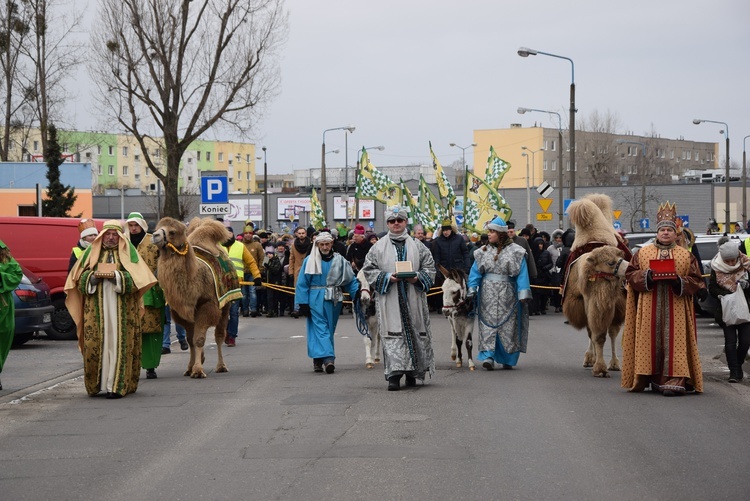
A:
613;221;622;230
563;199;575;216
639;218;650;230
678;214;690;228
200;175;228;204
455;214;464;226
369;221;374;228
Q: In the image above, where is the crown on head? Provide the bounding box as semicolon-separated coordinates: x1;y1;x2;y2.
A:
656;201;677;230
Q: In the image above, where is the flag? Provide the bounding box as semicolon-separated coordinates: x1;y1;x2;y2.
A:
463;170;513;233
485;145;512;189
429;141;456;204
356;147;401;204
417;175;448;229
402;180;438;232
310;189;327;230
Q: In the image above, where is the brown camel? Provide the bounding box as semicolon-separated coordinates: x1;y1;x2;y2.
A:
152;217;237;378
562;197;629;377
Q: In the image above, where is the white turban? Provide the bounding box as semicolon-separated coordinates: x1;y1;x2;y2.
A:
305;231;334;275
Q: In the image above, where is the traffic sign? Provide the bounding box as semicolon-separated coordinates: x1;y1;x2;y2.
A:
369;221;374;228
537;198;553;213
536;213;553;221
200;171;229;204
613;221;622;230
200;203;230;215
536;181;553;198
613;210;622;220
677;214;690;228
563;199;575;216
639;218;650;229
455;214;464;225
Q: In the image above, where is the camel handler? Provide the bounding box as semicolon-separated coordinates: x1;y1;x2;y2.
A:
223;225;261;347
295;231;359;374
65;220;156;399
126;212;166;380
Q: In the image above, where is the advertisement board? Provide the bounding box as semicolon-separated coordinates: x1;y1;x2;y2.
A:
277;197;311;221
332;197;375;220
226;199;262;222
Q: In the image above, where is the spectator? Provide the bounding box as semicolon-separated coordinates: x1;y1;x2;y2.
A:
0;240;23;391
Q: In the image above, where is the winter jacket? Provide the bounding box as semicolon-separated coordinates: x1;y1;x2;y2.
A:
431;231;469;272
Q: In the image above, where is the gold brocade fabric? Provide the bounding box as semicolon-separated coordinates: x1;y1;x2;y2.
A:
136;234;163;335
621;244;704;392
79;250;142;396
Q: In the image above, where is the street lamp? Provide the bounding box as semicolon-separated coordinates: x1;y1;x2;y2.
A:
261;147;268;231
449;142;477;171
518;106;565;228
521;152;531;223
693;118;730;232
322;125;355;223
518;47;576;201
521;146;545;187
616;139;647;222
354;145;385;225
743;134;750;229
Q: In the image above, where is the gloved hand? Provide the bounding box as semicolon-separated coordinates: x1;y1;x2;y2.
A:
696;288;709;301
89;275;102;286
254;277;262;287
646;270;654;289
466;292;476;304
739;279;749;290
298;304;311;317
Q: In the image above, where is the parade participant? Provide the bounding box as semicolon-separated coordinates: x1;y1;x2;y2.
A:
506;221;537;280
65;221;157;398
0;240;23;391
69;219;99;272
708;242;750;382
242;224;264;317
621;202;704;395
223;226;261;346
361;205;436;391
289;226;313;318
126;212;165;379
345;224;371;271
467;217;531;370
295;231;359;374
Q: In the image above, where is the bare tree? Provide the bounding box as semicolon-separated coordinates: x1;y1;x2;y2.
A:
613;186;660;233
578;110;623;186
0;0;31;160
89;0;288;219
21;0;84;156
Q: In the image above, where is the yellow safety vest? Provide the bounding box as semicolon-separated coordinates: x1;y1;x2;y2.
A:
72;247;83;260
228;241;244;279
744;238;750;256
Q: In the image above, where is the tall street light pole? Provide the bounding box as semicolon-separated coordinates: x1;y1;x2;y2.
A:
743;134;750;230
522;152;531;224
518;107;565;229
616;139;647;221
449;142;477;172
322;125;355;223
694;118;730;232
261;147;268;230
518;47;576;201
354;145;385;225
521;146;545;187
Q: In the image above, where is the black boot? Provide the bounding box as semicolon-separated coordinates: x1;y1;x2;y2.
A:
146;368;157;379
728;367;739;383
405;374;417;387
388;375;401;391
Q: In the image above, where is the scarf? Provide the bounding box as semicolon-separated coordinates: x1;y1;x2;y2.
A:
305;232;334;275
711;253;750;292
387;228;409;242
294;237;312;256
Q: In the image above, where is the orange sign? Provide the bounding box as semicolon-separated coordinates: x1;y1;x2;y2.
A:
613;210;622;220
537;198;553;213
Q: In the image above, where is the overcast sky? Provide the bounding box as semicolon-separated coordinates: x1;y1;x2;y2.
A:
80;0;750;175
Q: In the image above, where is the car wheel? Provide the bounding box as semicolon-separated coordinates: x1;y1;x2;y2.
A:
11;332;33;347
45;297;77;340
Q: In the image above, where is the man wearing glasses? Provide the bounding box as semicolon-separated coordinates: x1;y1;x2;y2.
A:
361;206;436;391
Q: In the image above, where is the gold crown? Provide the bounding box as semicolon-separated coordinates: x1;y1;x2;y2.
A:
656;201;677;229
78;219;96;233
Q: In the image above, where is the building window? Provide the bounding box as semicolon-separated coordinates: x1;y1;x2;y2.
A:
566;160;570;172
97;165;102;175
154;148;160;158
188;176;193;182
108;165;114;175
33;140;39;151
197;151;201;161
543;160;548;171
63;143;69;152
237;171;242;180
97;145;102;154
218;152;224;162
206;151;211;161
687;150;691;160
123;165;129;176
108;145;114;155
122;146;129;157
134;174;140;181
145;168;150;177
551;160;557;171
550;140;556;151
246;154;251;163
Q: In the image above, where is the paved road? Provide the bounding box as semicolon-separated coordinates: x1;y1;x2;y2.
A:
1;311;749;500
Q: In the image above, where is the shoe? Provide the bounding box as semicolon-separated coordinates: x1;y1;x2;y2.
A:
540;310;547;315
728;374;738;383
146;369;157;379
555;307;563;313
314;364;324;373
226;337;236;347
405;375;417;387
502;364;514;370
324;362;335;374
482;359;495;371
161;347;171;355
179;339;189;351
388;376;401;391
250;310;259;318
0;377;3;391
290;311;299;318
106;392;123;399
242;309;250;318
267;312;277;318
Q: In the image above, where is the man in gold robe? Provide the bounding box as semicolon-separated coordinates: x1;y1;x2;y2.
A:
65;220;156;398
621;202;704;396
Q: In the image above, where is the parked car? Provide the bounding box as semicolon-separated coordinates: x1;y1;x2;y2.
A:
0;216;104;340
13;264;54;347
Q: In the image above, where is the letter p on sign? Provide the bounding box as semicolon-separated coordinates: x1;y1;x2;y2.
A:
200;174;228;204
207;179;222;199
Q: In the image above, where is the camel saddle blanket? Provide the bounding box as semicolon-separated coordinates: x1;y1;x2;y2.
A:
193;245;242;309
560;240;630;304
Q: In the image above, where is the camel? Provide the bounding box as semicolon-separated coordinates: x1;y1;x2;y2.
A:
152;217;239;378
562;197;629;377
439;265;475;370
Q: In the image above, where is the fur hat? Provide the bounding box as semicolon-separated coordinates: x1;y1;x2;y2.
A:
78;219;98;239
126;212;148;233
719;241;740;260
486;216;508;233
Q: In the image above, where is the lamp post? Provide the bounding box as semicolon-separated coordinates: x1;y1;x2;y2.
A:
260;147;268;230
518;106;565;228
354;145;385;225
518;47;576;201
322;125;355;223
449;142;477;171
521;152;531;223
693;118;730;232
616;139;647;221
743;134;750;230
521;146;545;187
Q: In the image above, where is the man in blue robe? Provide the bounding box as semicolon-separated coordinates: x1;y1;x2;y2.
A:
295;231;359;374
